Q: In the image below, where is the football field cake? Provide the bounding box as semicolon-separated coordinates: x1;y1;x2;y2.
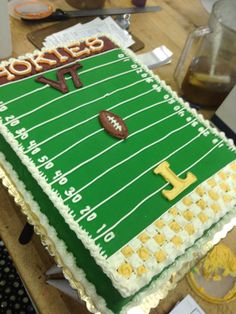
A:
0;36;235;313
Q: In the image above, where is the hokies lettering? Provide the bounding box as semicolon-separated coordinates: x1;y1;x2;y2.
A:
0;37;105;84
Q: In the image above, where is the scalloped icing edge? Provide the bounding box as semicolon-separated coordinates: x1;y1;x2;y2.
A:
0;33;235;298
1;151;236;314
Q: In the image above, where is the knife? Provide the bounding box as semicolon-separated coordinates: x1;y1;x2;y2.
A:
21;6;161;22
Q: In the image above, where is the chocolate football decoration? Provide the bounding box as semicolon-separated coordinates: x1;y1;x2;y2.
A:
99;110;128;139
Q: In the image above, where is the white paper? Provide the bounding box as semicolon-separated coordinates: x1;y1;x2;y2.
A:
169;295;205;314
46;279;82;302
136;45;173;69
43;17;134;49
214;85;236;134
45;264;61;276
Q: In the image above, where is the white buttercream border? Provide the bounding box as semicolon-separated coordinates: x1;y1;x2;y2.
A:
1;152;236;314
107;161;236;295
0;33;235;297
121;207;236;314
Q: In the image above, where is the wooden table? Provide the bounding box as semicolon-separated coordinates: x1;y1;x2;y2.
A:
0;0;235;313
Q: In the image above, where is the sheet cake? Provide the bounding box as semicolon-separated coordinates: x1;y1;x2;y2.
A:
0;35;235;313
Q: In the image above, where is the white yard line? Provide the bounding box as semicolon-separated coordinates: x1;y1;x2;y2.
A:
77;126;209;223
0;48;119;88
5;67;141;127
64;114;190;202
3;56;129;110
94;139;222;241
3;85;49;106
17;78;149;140
51;107;184;186
29;82;153;160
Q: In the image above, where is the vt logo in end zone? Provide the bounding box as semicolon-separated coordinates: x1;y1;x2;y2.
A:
36;63;83;94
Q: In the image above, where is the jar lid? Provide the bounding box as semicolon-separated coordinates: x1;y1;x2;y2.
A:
10;0;53;20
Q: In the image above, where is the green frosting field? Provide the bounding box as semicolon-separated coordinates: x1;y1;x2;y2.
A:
1;135;235;313
0;133;128;312
0;43;235;312
0;48;235;257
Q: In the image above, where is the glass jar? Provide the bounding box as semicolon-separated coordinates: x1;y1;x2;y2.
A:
174;0;236;108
